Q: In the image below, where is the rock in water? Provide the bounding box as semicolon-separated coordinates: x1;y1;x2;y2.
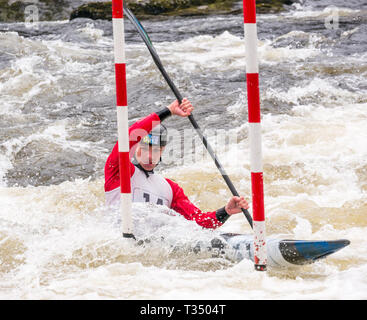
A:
69;0;296;21
70;1;112;20
0;0;296;22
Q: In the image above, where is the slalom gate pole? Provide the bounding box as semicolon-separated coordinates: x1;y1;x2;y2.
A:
243;0;267;271
112;0;134;239
123;6;253;229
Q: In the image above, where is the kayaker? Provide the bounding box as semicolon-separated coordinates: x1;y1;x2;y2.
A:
104;98;249;229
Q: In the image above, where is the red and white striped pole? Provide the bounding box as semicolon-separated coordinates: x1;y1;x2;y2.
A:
112;0;134;238
243;0;267;271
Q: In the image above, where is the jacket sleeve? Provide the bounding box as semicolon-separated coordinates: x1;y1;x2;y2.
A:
104;112;162;192
165;178;230;229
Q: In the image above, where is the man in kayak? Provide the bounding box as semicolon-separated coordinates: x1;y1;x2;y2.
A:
104;98;249;229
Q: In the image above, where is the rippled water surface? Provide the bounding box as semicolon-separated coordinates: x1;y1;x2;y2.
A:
0;0;366;299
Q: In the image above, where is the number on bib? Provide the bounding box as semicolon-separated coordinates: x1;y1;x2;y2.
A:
143;192;164;205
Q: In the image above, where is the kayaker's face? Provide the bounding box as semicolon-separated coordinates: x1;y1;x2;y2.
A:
135;143;165;171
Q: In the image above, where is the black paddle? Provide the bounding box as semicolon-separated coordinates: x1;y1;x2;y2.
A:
124;6;253;229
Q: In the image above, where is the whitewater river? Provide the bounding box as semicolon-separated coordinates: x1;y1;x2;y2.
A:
0;0;366;299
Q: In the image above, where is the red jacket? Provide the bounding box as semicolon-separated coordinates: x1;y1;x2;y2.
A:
104;112;228;229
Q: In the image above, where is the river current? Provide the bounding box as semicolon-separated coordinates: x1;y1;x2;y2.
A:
0;0;366;299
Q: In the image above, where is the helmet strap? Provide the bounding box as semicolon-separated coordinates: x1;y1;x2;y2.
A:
132;155;155;178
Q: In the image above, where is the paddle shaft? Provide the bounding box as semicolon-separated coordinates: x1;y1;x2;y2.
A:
124;7;253;229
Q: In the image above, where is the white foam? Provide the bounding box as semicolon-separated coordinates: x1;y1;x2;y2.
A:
1;16;366;300
147;31;320;74
77;23;104;42
283;5;361;19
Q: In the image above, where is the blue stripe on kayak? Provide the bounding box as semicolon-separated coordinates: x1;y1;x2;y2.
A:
294;240;350;261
